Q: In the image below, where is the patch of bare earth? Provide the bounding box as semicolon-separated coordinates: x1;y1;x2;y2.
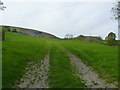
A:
15;52;49;88
67;52;116;88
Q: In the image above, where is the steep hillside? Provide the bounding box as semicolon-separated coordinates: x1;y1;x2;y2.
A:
0;25;59;39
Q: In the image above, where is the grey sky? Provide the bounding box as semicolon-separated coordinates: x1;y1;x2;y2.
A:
0;1;118;39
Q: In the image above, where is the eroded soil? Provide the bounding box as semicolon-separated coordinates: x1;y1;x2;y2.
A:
15;52;49;88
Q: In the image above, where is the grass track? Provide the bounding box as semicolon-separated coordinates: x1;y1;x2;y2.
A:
49;46;85;88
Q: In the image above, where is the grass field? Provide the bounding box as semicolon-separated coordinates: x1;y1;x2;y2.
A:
60;40;118;84
2;32;118;88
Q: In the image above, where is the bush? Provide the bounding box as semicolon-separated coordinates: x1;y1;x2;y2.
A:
12;29;17;32
107;40;118;46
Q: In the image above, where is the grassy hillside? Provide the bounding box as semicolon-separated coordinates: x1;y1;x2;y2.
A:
60;40;118;84
0;25;58;39
2;32;50;87
2;32;118;88
2;32;85;88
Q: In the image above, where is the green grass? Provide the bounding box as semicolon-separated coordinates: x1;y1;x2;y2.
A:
60;40;118;83
0;41;2;89
49;46;85;88
2;32;118;88
2;33;50;88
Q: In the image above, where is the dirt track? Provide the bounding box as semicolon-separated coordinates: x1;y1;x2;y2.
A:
15;51;116;88
15;52;49;88
67;52;116;88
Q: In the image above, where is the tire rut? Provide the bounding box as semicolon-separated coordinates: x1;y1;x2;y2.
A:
67;52;116;88
15;52;49;88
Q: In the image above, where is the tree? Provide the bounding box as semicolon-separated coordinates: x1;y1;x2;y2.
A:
0;0;6;11
111;1;120;20
2;27;6;40
105;36;108;40
111;1;120;40
7;28;11;32
0;1;6;40
108;32;116;40
65;34;73;39
5;26;11;32
107;32;117;46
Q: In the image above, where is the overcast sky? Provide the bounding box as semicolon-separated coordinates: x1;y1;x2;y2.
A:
0;0;118;39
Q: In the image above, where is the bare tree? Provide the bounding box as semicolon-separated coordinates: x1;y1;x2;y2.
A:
111;1;120;20
0;0;6;10
0;0;6;40
111;1;120;40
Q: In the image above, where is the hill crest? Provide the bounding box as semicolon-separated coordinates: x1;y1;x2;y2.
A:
0;25;59;39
